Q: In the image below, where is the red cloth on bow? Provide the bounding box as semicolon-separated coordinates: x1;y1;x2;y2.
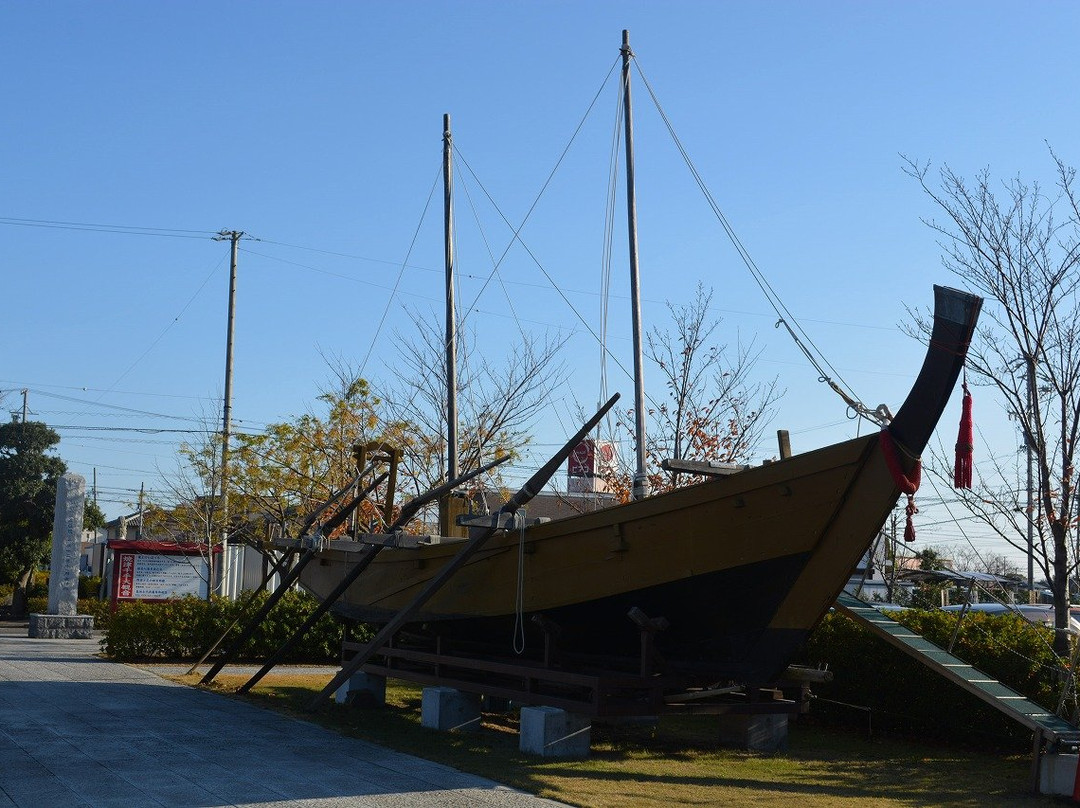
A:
880;429;922;542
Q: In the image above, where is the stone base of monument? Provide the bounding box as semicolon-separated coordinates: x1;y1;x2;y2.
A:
28;613;95;639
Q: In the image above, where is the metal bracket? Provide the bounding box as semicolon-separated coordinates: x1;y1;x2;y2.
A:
300;532;329;552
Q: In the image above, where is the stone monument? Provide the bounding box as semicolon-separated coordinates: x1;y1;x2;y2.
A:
28;473;95;639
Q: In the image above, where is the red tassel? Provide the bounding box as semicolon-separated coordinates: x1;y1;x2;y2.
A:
904;494;918;542
954;382;974;489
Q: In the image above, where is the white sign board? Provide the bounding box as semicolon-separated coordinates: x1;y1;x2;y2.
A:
116;552;208;600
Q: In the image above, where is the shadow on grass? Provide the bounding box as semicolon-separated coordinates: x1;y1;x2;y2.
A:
189;675;1050;808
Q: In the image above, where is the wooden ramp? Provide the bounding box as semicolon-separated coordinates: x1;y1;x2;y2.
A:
834;591;1080;746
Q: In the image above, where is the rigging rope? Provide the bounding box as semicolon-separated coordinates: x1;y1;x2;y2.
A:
630;56;892;428
452;56;620;333
599;72;625;415
513;508;528;654
452;140;663;419
357;167;443;380
457;165;529;345
443;55;676;442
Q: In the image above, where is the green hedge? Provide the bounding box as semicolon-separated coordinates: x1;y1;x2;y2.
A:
797;609;1069;749
100;590;361;663
1;574;96;607
78;576;103;599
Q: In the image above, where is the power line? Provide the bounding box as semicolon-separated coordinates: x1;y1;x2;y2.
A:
30;390;206;422
62;460;161;474
0;380;213;401
49;425;263;435
0;216;215;239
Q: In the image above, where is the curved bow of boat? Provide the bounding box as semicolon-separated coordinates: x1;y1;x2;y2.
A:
888;285;982;454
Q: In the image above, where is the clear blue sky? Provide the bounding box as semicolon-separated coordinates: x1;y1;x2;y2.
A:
3;1;1077;570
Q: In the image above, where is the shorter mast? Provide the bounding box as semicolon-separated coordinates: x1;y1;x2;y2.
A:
444;113;459;483
622;30;649;500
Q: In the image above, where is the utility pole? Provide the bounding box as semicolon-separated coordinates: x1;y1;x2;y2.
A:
213;229;244;599
886;512;899;603
137;482;145;540
21;389;28;423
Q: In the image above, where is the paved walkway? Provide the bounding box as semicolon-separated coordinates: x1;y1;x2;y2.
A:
0;623;567;808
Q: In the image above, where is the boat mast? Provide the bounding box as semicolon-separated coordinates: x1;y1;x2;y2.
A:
444;113;459;483
622;30;649;500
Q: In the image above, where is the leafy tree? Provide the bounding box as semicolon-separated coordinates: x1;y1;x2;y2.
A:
83;498;106;532
231;374;387;540
160;329;562;557
909;547;950;609
905;151;1080;654
0;420;66;617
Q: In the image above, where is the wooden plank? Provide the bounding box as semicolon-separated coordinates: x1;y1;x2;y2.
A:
835;592;1080;742
661;458;748;477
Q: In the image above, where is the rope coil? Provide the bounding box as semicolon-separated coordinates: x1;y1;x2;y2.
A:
513;508;528;655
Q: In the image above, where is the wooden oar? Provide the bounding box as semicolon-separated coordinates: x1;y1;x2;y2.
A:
184;467;375;677
236;453;511;693
307;393;620;711
198;469;387;684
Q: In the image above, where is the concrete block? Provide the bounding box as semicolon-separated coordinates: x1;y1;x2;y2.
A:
421;687;481;732
334;671;386;707
519;706;591;758
1039;752;1078;797
717;713;789;753
28;614;94;639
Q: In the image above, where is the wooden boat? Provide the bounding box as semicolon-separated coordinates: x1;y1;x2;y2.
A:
279;33;982;688
296;284;980;683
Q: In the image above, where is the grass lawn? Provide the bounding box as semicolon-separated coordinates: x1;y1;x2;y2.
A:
177;672;1059;808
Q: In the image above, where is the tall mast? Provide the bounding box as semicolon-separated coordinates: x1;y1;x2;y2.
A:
444;113;459;483
622;30;649;500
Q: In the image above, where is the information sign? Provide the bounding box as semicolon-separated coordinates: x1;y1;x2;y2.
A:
115;552;208;600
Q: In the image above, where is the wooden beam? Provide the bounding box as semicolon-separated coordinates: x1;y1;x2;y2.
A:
661;458;748;477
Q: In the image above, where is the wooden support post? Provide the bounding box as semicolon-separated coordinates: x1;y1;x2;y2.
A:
628;607;669;677
777;429;792;460
193;466;375;679
236;454;511;694
533;614;562;668
308;394;620;711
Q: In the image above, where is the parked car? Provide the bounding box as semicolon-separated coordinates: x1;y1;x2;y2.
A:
942;602;1080;633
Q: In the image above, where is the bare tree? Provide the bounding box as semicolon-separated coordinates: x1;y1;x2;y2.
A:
905;151;1080;654
157;423;226;598
603;285;782;499
649;284;781;473
379;309;568;500
947;544;1022;579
